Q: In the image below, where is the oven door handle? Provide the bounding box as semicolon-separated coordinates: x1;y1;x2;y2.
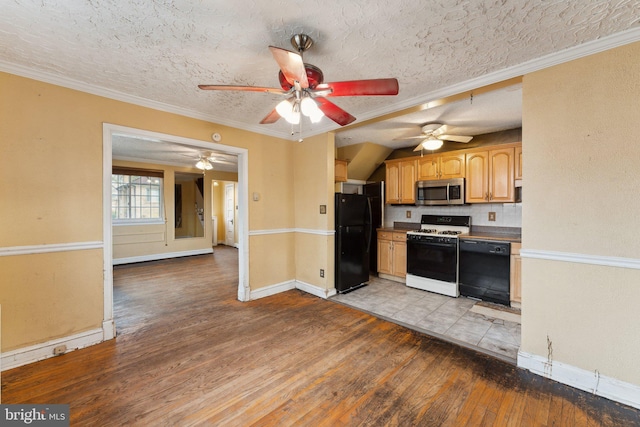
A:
408;241;457;249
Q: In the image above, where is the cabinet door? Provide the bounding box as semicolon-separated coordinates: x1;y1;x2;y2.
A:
377;239;393;274
465;151;489;203
392;240;407;277
385;163;400;203
335;159;348;182
439;153;465;179
489;148;515;202
418;155;439;180
515;145;523;180
399;160;417;204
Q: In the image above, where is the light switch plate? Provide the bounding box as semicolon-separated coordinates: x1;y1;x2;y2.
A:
320;205;327;214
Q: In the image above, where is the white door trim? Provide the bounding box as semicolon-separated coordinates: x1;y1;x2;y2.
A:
102;124;251;337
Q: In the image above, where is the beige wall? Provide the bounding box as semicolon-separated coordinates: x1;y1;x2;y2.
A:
521;41;640;385
0;72;306;351
0;250;104;350
293;133;336;290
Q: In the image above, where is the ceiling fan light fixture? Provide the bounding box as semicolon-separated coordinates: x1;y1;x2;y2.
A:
301;96;324;123
196;158;213;170
275;99;293;120
309;110;324;123
300;96;318;115
421;138;444;150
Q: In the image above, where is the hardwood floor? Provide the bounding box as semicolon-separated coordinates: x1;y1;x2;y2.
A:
3;246;639;426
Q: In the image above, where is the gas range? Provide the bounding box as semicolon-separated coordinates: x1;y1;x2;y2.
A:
405;215;471;297
406;215;471;242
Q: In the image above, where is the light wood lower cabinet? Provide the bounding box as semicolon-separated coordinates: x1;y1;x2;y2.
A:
510;242;522;307
377;230;406;282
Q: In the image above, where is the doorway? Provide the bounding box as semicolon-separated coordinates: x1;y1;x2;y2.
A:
102;124;250;339
224;183;236;246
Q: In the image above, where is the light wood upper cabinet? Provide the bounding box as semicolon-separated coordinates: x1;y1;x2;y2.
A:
384;143;520;204
335;159;348;182
385;161;400;203
515;145;523;180
440;153;466;179
417;154;439;180
418;152;465;180
465;146;516;203
385;158;417;204
399;160;417;204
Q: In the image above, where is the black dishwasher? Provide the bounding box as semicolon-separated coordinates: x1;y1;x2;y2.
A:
458;239;511;305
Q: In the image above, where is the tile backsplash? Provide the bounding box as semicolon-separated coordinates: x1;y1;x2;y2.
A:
384;203;522;228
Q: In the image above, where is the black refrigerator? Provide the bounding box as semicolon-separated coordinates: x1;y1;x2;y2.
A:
363;182;384;274
335;193;372;293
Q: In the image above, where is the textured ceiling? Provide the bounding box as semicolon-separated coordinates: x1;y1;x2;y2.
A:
1;0;639;160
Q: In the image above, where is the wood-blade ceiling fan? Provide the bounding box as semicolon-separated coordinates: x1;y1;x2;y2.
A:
198;34;399;127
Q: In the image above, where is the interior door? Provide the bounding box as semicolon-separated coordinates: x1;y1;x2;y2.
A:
224;183;235;246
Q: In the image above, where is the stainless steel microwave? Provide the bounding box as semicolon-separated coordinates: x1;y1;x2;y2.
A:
416;178;465;206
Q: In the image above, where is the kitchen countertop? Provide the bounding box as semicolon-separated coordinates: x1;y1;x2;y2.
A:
378;224;521;243
460;232;521;243
377;227;411;233
462;226;521;243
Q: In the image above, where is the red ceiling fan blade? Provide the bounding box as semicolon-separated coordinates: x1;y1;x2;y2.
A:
315;98;356;126
198;84;286;94
259;108;281;124
269;46;309;89
316;78;399;96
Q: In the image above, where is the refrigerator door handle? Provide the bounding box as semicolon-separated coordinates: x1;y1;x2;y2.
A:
365;196;373;253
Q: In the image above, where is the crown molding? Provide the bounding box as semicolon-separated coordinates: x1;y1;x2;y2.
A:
2;26;639;141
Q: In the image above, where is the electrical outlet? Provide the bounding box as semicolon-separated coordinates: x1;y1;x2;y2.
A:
406;210;411;218
320;269;325;278
488;212;496;221
53;345;67;356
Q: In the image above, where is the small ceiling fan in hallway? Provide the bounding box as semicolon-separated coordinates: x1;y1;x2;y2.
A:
198;34;399;126
394;123;474;151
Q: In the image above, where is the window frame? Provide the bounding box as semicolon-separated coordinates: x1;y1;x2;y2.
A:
112;167;165;226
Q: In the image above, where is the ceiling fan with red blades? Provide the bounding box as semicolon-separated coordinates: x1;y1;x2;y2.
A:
198;34;399;126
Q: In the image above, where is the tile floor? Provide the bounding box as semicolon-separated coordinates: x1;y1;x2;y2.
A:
331;276;521;363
